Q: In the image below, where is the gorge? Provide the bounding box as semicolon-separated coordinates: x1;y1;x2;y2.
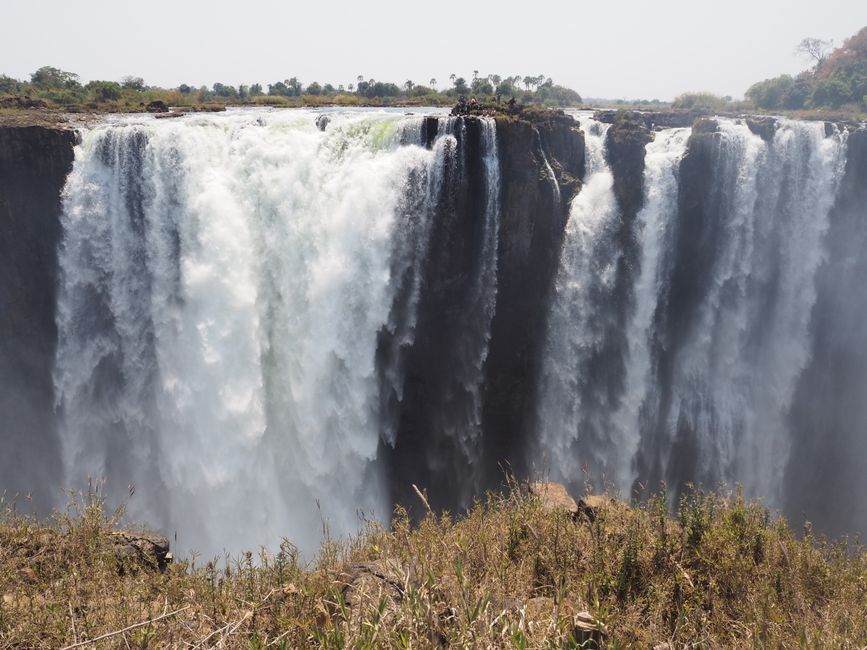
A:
1;108;865;556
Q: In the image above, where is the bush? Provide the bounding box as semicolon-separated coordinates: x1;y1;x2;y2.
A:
672;92;730;111
811;77;854;108
85;81;122;102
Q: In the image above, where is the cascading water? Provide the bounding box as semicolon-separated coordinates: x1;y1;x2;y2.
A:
55;110;500;555
534;118;620;487
6;105;861;553
643;119;848;504
537;117;850;515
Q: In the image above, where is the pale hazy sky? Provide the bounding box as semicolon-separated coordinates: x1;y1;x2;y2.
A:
3;0;865;100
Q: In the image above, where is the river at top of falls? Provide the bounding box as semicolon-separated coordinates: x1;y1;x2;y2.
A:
55;108;499;556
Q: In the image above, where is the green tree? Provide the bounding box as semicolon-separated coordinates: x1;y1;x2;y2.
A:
31;66;79;89
746;75;794;109
810;77;853;108
120;76;145;91
0;74;21;94
85;80;122;101
212;83;237;98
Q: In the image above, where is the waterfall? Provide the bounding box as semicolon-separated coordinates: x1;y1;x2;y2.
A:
534;118;621;488
646;119;848;504
55;110;494;555
537;117;850;512
29;106;864;550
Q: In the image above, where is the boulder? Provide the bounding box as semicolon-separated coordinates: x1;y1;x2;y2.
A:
110;530;172;572
745;116;778;142
145;100;169;113
339;561;406;610
577;495;613;522
528;482;580;518
315;114;330;131
573;610;606;649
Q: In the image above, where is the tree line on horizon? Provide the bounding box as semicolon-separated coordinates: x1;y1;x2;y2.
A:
672;26;867;115
0;68;583;110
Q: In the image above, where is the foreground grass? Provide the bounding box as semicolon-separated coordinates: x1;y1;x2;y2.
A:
1;485;864;649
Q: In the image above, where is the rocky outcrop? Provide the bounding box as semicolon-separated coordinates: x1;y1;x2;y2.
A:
145;100;169;113
0;125;76;512
528;482;580;517
111;530;172;572
595;109;706;130
605;112;653;219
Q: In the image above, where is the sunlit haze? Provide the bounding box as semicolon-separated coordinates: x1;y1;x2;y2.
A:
3;0;865;100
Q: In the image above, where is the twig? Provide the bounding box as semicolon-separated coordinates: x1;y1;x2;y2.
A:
673;559;696;590
68;602;78;644
60;605;191;649
412;484;433;516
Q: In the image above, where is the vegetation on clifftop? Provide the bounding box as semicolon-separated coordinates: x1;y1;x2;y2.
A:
1;484;864;648
0;67;583;114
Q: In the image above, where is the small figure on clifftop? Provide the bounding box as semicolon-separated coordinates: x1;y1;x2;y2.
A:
451;95;469;117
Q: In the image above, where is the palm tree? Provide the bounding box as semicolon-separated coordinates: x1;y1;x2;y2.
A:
429;77;437;90
449;73;456;85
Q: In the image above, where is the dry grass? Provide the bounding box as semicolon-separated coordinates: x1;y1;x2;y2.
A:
1;483;865;649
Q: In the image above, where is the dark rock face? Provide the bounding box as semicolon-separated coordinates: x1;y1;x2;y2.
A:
383;114;584;513
784;129;867;538
480;116;582;486
382;116;491;511
745;116;778;141
605;113;653;220
0;126;75;512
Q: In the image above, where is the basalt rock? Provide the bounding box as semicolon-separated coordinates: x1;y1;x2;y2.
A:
145;100;169;113
111;530;172;572
595;108;707;130
745;115;778;141
0;125;75;512
605;112;653;219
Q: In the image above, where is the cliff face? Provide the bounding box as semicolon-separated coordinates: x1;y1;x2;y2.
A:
481;116;583;485
383;114;585;511
0;126;75;510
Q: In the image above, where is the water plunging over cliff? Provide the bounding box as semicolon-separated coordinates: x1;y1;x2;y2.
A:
2;108;865;552
537;118;850;519
54;111;501;554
